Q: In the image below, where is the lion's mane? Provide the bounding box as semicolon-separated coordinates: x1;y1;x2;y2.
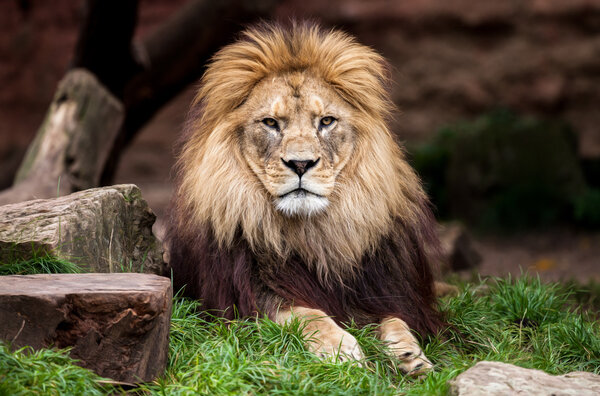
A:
167;23;443;336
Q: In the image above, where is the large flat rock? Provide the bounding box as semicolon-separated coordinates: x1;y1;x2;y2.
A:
449;361;600;396
0;184;165;274
0;273;172;383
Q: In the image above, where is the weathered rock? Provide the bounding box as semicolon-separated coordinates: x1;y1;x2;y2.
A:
438;223;482;273
0;273;172;383
0;184;165;274
449;361;600;396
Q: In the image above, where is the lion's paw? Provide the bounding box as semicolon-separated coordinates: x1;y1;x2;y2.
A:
309;329;364;362
379;317;432;376
386;339;432;375
276;307;364;363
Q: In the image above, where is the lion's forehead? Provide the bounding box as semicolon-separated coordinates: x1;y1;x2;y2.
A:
250;74;343;119
270;94;324;119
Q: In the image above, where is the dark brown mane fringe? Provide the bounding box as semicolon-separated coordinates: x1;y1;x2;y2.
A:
275;211;443;336
166;222;258;320
166;203;444;337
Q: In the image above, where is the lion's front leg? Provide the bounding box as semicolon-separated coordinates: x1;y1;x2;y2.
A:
379;317;432;375
275;306;363;361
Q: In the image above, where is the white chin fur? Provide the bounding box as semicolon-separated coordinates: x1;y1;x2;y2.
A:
275;193;329;216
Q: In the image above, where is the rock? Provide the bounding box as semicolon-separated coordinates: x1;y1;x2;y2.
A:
449;361;600;396
438;223;482;273
0;184;165;274
0;273;172;383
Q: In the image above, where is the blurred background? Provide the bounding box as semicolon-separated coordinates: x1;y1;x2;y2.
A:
1;0;599;286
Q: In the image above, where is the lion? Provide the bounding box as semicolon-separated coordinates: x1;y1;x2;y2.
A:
166;22;444;375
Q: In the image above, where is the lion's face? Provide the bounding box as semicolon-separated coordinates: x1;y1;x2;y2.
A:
176;24;432;275
238;72;356;217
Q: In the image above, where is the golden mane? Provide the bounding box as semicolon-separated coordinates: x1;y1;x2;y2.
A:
173;23;430;280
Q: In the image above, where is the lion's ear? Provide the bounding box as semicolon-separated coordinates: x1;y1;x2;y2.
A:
194;54;258;113
194;25;289;114
318;31;393;119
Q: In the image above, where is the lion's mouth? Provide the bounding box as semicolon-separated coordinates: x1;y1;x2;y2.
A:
279;188;322;199
275;187;329;216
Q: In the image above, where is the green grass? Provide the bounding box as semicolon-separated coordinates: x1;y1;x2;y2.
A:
1;276;598;395
0;344;109;395
0;254;80;275
0;243;81;275
0;245;150;275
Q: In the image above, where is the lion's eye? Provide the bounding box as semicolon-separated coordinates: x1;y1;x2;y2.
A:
319;116;336;128
262;118;279;130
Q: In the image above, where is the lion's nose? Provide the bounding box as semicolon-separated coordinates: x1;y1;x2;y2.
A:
282;158;320;177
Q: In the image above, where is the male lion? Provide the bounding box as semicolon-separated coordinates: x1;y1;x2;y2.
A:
166;23;443;374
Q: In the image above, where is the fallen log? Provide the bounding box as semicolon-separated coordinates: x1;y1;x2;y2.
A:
0;69;123;206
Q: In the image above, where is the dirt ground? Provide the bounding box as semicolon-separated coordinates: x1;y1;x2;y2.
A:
473;231;600;284
111;87;600;287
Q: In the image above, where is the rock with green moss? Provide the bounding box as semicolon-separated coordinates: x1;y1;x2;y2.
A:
0;184;165;274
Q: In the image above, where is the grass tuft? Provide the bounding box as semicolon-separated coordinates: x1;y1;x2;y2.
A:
0;245;80;275
0;344;109;396
0;255;80;275
488;276;569;326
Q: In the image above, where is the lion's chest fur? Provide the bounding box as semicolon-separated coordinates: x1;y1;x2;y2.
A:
167;216;442;336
